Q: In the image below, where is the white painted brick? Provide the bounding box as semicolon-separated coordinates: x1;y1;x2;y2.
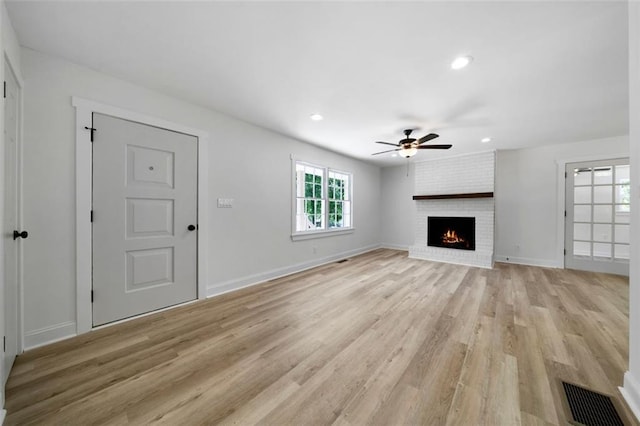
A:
410;151;495;268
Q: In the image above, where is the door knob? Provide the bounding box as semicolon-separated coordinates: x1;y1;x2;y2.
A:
187;225;196;231
13;230;28;240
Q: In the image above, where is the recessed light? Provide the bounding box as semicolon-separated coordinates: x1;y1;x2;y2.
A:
310;113;323;121
481;137;491;143
391;153;398;157
451;55;473;70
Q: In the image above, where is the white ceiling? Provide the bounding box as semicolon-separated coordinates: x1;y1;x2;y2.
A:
6;1;629;166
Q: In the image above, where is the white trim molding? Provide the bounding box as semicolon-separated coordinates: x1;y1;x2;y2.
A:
4;52;25;355
23;321;76;351
207;244;380;297
555;152;629;270
621;371;640;422
494;255;561;269
72;97;209;335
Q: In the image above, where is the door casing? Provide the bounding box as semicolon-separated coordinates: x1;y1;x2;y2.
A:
73;98;209;334
564;158;630;275
555;151;630;270
2;56;23;397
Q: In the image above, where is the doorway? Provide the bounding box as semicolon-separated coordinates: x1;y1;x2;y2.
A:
91;113;198;326
565;158;630;275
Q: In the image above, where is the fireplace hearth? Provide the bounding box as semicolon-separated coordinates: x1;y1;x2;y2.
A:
428;216;476;251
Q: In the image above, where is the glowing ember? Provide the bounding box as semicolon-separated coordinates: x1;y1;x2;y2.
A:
442;229;465;244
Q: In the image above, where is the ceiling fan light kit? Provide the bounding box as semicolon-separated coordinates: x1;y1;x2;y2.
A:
371;128;452;158
399;147;418;158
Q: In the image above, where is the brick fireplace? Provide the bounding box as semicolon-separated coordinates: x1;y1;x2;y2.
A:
409;151;495;268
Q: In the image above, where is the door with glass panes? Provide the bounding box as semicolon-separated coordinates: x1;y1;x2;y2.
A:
565;159;630;275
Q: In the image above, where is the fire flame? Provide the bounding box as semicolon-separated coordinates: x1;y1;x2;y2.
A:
442;229;465;244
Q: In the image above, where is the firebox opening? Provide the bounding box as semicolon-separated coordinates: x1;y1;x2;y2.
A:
428;216;476;251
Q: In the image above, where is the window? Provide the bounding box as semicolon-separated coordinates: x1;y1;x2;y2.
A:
294;161;352;237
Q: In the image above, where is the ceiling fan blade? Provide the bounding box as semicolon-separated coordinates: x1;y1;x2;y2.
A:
417;144;452;150
375;141;400;147
417;133;440;145
372;148;400;155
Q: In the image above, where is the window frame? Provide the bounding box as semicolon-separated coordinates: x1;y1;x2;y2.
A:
291;158;354;241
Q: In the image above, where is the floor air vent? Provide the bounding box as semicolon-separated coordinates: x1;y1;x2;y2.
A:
561;381;624;426
336;259;348;264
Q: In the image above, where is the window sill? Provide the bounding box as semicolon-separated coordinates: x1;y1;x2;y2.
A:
291;228;355;241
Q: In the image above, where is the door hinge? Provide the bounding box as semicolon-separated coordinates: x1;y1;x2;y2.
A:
3;81;6;99
3;336;5;352
564;210;567;217
90;210;93;222
564;248;567;256
564;171;567;178
91;290;94;303
84;126;96;142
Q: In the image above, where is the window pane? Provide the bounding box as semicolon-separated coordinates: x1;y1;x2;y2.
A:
615;184;630;204
305;183;313;198
593;243;612;259
314;175;321;184
573;205;591;222
574;168;591;185
593;224;612;242
593;185;612;204
314;184;322;198
615;209;630;222
328;187;334;199
574;241;591;257
593;167;612;185
574;223;591;240
615;244;630;260
593;205;612;223
615;224;629;244
615;165;630;184
574;187;591;204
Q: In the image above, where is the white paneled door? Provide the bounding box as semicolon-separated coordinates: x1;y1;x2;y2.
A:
565;158;630;276
3;61;21;384
92;114;198;326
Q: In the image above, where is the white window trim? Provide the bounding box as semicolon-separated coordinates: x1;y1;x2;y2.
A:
291;156;354;240
73;97;209;335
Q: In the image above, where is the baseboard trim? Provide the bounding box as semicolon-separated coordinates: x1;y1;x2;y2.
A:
207;244;381;298
379;243;409;251
621;372;640;422
23;321;77;351
494;255;561;269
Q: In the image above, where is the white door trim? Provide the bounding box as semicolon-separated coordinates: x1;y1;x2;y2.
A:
72;97;209;334
555;151;629;269
4;53;24;355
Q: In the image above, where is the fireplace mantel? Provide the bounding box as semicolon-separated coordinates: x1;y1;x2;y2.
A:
412;192;494;201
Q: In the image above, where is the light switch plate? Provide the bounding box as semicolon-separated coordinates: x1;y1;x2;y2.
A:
217;198;233;208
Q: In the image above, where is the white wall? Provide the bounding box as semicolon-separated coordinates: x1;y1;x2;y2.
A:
380;163;414;249
495;136;628;267
20;47;381;347
622;1;640;420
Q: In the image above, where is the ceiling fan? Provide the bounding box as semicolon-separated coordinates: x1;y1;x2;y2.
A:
372;129;452;158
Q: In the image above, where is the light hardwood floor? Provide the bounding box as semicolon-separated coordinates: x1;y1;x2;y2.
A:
5;249;637;425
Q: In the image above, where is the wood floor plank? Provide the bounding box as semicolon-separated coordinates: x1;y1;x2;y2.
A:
5;249;637;425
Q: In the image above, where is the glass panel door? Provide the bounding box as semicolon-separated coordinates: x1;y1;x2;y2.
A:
565;158;630;275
